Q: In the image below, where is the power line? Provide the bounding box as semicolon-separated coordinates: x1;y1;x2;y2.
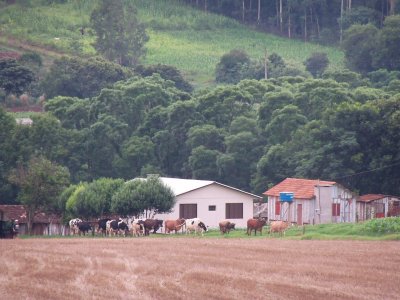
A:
334;160;400;181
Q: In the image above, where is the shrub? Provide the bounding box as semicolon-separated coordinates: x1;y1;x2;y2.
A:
363;217;400;234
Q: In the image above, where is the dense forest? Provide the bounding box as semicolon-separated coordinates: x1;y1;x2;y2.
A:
184;0;397;44
0;0;399;209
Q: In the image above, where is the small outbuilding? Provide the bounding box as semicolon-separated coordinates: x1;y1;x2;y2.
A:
150;177;262;228
357;194;400;221
0;205;65;236
263;178;357;225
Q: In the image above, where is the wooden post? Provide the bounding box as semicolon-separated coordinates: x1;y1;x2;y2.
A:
264;49;268;80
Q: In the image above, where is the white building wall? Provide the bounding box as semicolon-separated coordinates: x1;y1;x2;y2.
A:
314;184;357;223
154;184;257;228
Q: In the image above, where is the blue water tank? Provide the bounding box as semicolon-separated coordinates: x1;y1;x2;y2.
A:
280;192;294;202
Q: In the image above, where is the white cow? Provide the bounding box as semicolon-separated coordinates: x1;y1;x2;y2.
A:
185;218;208;236
128;218;145;237
69;218;82;235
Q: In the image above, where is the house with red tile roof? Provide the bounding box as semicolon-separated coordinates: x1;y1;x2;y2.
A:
263;178;357;224
357;194;400;220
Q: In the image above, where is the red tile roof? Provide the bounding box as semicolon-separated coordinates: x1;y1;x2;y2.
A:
358;194;386;202
263;178;336;199
0;205;61;223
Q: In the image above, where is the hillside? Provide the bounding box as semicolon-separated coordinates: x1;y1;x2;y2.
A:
0;0;344;88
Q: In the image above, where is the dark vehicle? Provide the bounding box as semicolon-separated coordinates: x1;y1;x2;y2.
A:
0;219;19;239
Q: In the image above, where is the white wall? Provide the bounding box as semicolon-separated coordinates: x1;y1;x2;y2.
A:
154;183;257;228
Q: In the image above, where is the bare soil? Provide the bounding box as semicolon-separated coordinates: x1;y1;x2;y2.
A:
0;238;399;299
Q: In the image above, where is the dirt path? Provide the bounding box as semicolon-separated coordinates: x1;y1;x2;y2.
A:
0;33;66;58
0;238;399;299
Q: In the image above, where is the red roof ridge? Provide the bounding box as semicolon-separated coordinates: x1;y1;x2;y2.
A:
358;194;387;202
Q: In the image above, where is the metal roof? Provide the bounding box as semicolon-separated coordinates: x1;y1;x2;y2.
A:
136;177;262;199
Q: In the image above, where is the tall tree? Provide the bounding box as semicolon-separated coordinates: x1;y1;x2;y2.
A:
0;59;35;96
9;156;70;235
374;15;400;71
90;0;149;66
111;176;175;218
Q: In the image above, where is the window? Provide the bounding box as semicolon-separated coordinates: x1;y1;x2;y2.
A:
332;203;340;217
225;203;243;219
275;199;281;215
180;204;197;219
208;205;216;211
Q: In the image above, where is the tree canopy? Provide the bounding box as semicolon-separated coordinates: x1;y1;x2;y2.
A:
90;0;149;66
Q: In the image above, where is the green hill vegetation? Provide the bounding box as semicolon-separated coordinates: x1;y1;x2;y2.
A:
1;0;399;222
0;0;344;87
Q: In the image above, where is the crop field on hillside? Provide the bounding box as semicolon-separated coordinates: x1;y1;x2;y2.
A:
0;0;344;88
1;238;399;299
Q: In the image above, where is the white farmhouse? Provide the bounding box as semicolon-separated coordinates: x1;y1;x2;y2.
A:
151;177;262;228
264;178;357;225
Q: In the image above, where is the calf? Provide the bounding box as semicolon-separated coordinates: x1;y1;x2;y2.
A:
219;220;236;234
164;218;186;234
269;220;290;237
143;219;163;236
186;218;207;236
69;218;82;235
246;218;267;236
77;222;92;236
130;219;145;237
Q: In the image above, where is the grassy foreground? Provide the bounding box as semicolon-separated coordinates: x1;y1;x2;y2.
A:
0;0;344;88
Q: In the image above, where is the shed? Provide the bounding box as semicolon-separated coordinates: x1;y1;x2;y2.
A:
263;178;357;225
0;205;66;235
147;177;262;228
357;194;400;221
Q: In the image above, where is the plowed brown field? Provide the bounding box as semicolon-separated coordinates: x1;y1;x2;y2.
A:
0;238;399;299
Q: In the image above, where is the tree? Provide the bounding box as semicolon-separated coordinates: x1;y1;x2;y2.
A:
373;15;400;71
304;52;329;78
111;176;175;218
114;136;156;179
0;59;35;96
215;49;250;84
74;178;124;219
186;124;225;152
0;107;17;203
342;24;378;74
135;64;193;93
188;146;221;180
8;156;70;235
41;56;130;99
90;0;149;66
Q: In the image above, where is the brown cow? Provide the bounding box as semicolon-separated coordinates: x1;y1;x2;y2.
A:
219;220;236;234
143;219;163;236
246;218;267;236
269;221;289;237
164;218;185;234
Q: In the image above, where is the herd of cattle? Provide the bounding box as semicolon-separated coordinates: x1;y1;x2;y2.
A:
68;217;290;237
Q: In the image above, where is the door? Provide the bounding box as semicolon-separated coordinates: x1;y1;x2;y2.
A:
297;204;303;225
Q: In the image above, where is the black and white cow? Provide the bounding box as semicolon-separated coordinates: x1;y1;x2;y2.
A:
117;219;129;236
106;219;119;236
69;218;82;235
185;218;208;236
97;218;111;236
